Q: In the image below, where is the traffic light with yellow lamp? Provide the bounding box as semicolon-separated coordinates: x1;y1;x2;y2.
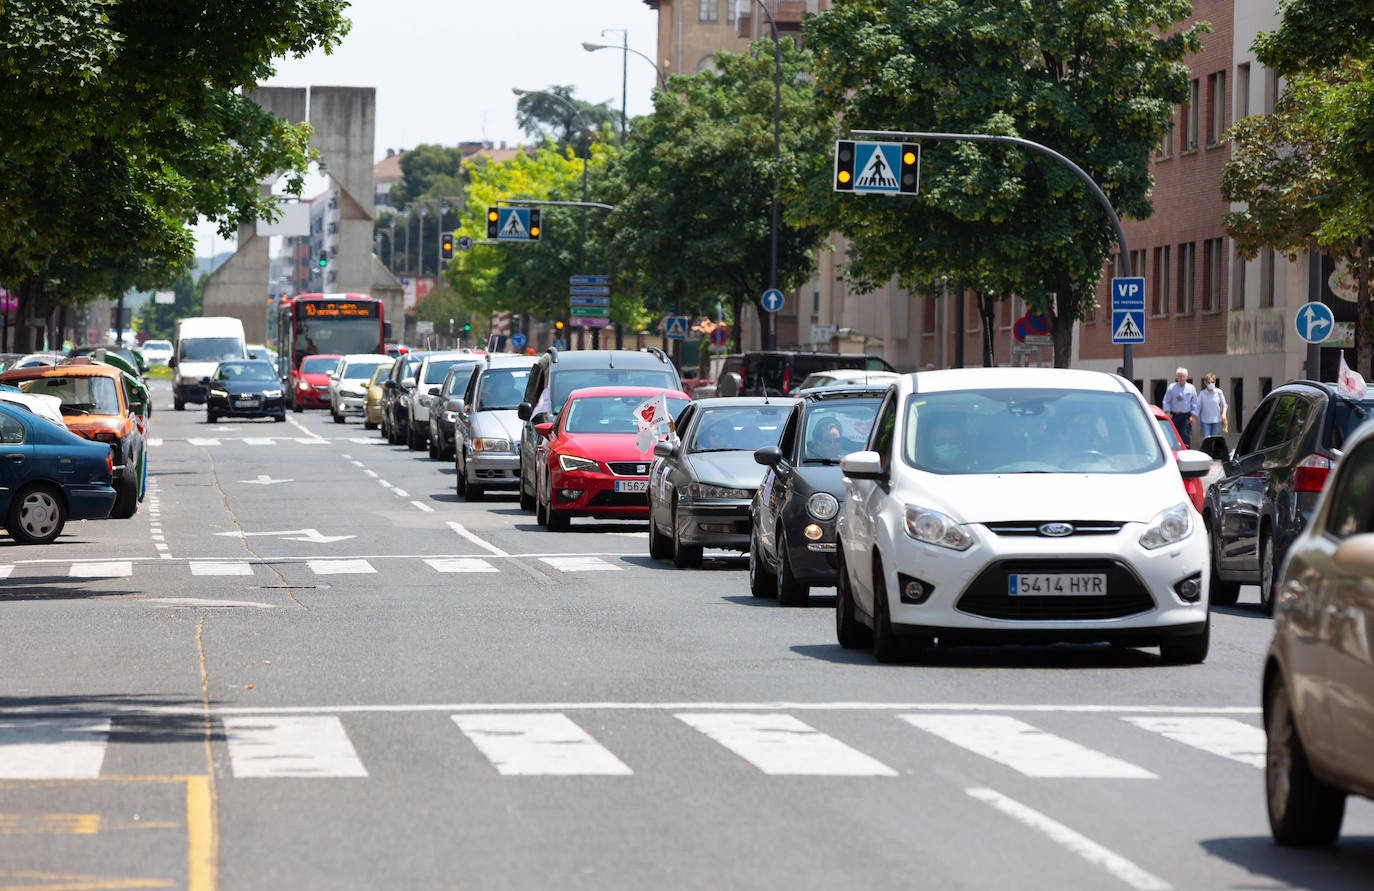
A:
527;209;541;241
441;231;455;260
833;141;856;191
833;140;920;195
486;207;500;239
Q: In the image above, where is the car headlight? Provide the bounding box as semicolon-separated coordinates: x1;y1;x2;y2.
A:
262;389;282;398
806;492;840;520
474;438;511;452
688;483;755;500
558;454;599;473
209;389;228;398
904;505;973;551
296;380;310;390
1139;502;1193;550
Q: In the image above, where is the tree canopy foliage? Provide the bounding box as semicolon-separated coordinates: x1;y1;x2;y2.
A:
801;0;1204;365
515;86;619;157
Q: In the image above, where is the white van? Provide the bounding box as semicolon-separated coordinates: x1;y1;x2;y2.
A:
172;317;247;410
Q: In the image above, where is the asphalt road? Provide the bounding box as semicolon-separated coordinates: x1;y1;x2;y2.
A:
1;380;1370;891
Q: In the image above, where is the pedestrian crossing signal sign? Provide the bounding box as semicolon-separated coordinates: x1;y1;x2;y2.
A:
488;207;542;242
834;140;919;195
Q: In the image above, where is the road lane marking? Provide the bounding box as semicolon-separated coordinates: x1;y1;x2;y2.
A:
243;437;273;445
307;559;375;575
189;562;253;577
967;787;1171;890
0;718;110;778
350;460;364;467
145;598;278;609
377;479;391;488
678;713;897;776
900;715;1156;778
186;775;216;891
284;415;325;442
222;716;367;778
0;565;11;579
349;437;377;444
410;501;434;512
390;487;409;498
363;469;378;478
425;558;498;573
187;438;220;446
540;556;621;572
1122;716;1265;768
452;714;632;776
446;521;509;557
70;561;133;578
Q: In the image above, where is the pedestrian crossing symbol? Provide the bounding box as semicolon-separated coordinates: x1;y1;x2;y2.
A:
1113;313;1142;341
500;212;527;239
856;147;897;189
488;207;542;242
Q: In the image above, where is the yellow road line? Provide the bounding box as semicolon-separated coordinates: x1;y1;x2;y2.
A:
185;776;214;891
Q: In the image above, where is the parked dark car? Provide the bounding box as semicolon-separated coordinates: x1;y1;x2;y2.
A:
204;360;286;423
717;351;895;398
0;400;116;543
380;352;425;445
428;360;481;461
1202;379;1374;613
647;396;797;568
516;348;681;512
749;386;886;604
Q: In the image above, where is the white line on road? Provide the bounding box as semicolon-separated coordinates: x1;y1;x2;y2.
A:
678;713;897;776
452;714;633;776
189;562;254;576
377;479;391;488
0;718;110;778
967;787;1171;890
390;487;409;498
285;415;326;442
424;557;498;573
223;716;368;778
1122;716;1265;769
899;715;1156;778
0;565;12;579
307;559;375;575
446;521;509;557
244;437;274;445
187;438;221;446
351;460;364;468
540;556;621;572
363;469;378;478
148;437;163;447
410;501;434;512
69;561;133;578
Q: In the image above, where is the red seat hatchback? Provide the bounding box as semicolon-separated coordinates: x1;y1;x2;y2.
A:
533;386;691;530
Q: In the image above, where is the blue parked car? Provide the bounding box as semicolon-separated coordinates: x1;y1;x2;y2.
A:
0;400;116;544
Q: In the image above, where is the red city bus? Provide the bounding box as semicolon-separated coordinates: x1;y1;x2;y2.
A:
277;294;387;409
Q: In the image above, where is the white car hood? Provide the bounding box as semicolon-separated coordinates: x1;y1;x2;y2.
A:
473;410;521;441
177;361;219;381
903;465;1187;526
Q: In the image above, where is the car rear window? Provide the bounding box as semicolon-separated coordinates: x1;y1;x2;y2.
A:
1329;400;1374;451
1155;417;1182;450
301;357;336;374
425;359;476;384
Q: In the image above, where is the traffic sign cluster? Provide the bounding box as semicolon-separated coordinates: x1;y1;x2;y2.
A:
570;275;610;328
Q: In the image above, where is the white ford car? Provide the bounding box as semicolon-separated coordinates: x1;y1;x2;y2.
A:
835;367;1213;664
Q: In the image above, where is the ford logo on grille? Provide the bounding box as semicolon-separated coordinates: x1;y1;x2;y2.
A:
1039;522;1075;537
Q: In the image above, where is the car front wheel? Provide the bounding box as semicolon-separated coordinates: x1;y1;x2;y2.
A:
671;506;703;569
648;504;673;561
1266;677;1345;846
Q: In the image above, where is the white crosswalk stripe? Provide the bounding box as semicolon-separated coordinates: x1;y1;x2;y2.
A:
452;714;633;776
69;561;133;578
189;561;254;576
425;557;498;573
1122;716;1265;768
223;716;368;778
187;437;221;446
307;559;375;575
0;565;11;579
540;556;621;572
900;714;1157;779
0;718;110;778
244;437;274;445
678;713;897;776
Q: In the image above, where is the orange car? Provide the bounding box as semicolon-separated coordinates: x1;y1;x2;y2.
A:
0;359;148;518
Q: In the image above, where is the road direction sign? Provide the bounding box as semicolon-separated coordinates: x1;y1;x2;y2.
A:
510;333;527;350
664;316;689;339
570;296;611;307
709;326;729;346
569;306;609;317
834;140;919;195
488;207;541;242
569;317;610;328
213;528;354;544
569;286;611;296
760;289;785;313
570;274;609;286
1295;301;1336;344
1110;277;1146;344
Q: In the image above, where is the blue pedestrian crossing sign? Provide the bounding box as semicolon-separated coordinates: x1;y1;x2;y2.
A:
487;206;541;242
1110;277;1146;344
664;316;689;340
1295;301;1336;344
760;289;785;313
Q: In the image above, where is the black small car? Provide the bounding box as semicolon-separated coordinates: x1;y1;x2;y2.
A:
380;352;425;445
204;361;285;422
428;361;480;461
749;387;886;604
1203;379;1374;613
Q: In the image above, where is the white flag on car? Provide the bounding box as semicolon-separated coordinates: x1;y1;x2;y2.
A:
1338;351;1368;398
634;392;672;453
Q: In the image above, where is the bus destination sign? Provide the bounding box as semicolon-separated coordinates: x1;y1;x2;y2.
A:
300;300;379;318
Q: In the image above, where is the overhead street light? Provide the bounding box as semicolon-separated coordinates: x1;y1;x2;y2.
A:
582;40;669;92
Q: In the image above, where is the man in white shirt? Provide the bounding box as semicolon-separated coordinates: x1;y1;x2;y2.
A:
1162;366;1198;447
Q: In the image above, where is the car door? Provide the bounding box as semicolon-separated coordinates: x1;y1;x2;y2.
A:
455;366;481;461
759;406;800;563
843;390;896;612
652;403;695;529
0;410;30;512
1214;396;1284;569
520;363;550;489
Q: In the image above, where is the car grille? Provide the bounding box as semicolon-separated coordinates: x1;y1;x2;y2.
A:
956;559;1155;621
982;521;1124;537
587;490;648;508
607;461;653;476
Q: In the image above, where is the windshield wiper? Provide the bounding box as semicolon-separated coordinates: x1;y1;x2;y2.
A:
690;448;746;453
804;458;843;465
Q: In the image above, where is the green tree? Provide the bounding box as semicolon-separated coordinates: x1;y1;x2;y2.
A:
803;0;1204;366
136;268;205;342
605;40;831;352
388;144;468;207
516;86;618;156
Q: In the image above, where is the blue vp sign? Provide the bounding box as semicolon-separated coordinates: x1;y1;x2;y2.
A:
1110;277;1146;344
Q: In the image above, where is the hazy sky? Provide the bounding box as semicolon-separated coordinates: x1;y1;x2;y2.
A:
197;0;661;256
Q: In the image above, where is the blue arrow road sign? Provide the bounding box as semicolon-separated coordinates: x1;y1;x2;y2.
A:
569;286;611;296
570;296;610;307
664;316;689;340
1110;277;1146;344
570;274;609;285
760;289;785;313
1295;301;1336;344
510;333;527;350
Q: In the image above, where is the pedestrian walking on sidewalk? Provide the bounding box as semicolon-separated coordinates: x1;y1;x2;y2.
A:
1196;373;1228;440
1162;367;1199;448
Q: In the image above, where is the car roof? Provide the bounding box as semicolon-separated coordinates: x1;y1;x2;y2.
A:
339;353;393;362
910;367;1131;394
0;362;124;381
302;354;342;360
567;386;691;400
796;385;890;402
546;349;675;370
420;351;478;362
482;354;538;369
692;396;800;408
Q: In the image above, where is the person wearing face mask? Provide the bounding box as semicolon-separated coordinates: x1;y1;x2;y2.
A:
1196;372;1228;440
922;412;966;471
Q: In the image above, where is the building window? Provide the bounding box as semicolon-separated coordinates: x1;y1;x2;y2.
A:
727;0;737;23
699;0;718;23
1236;63;1251;119
1264;69;1279;115
1203;238;1224;311
1177;242;1196;314
1152;246;1171;315
1185;79;1200;150
1260;247;1275;307
1232;249;1247;310
1207;71;1227;144
1158;119;1173;158
922;296;936;332
810;276;820;318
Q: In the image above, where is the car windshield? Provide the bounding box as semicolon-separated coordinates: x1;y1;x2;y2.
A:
19;375;121;414
425;359;473;385
1155;416;1182;451
903;388;1166;474
551;369;678;409
342;359;390;381
1330;399;1374;451
301;357;336;374
801;399;881;463
215;362;277;383
687;404;792;452
564;395;691;434
477;368;531;411
181;337;244;362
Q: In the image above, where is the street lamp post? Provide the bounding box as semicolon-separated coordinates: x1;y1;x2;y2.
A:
752;0;782;351
582;40;669;91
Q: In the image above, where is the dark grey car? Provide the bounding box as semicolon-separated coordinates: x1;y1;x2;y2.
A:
749;387;886;604
647;397;797;568
428;361;481;460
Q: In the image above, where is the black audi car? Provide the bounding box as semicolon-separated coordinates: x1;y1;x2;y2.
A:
204;360;285;422
749;386;887;604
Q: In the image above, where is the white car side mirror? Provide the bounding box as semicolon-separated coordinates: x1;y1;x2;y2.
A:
841;450;885;480
1175;449;1212;479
